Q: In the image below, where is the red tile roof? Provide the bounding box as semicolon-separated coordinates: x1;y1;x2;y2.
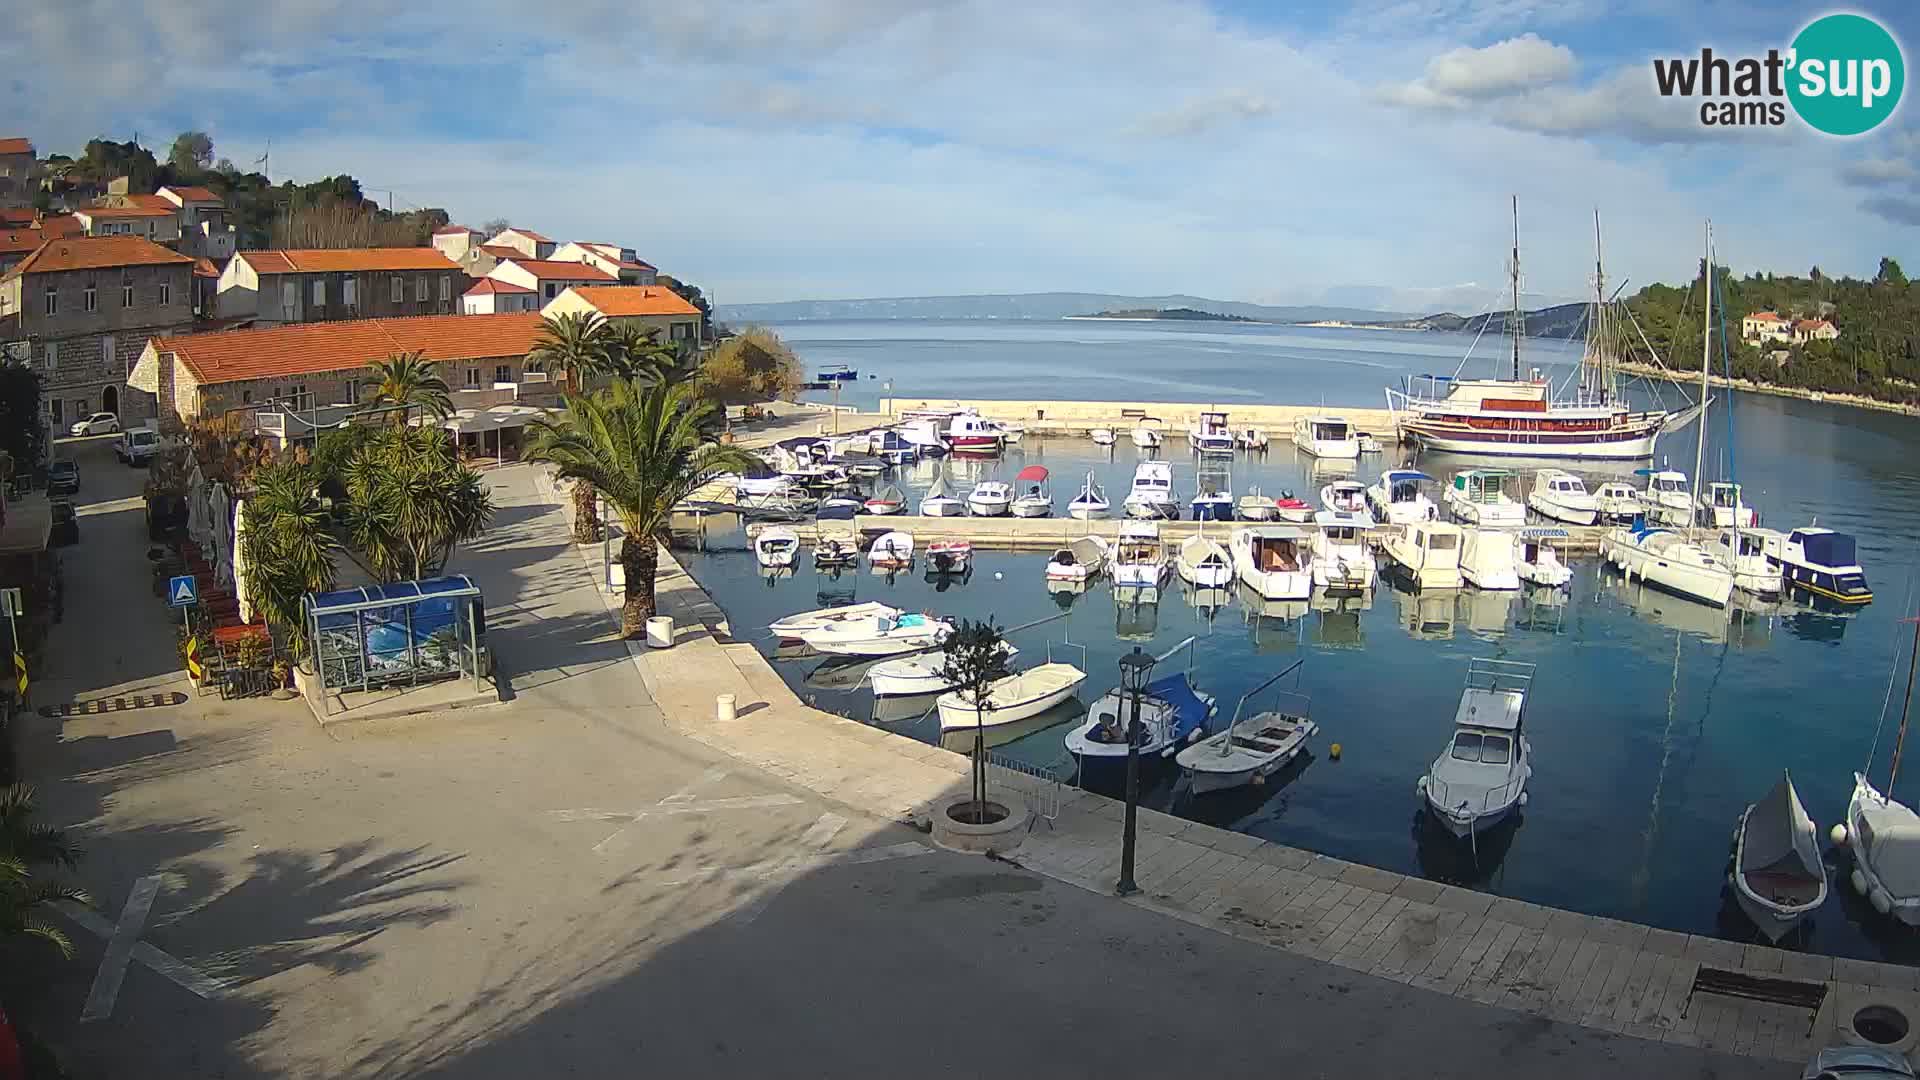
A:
434;224;480;236
194;258;220;279
79;204;176;219
561;285;701;317
238;248;460;274
464;278;534;295
1746;311;1786;323
153;312;548;385
498;228;553;243
0;216;82;257
497;259;616;281
4;236;193;277
0;138;32;156
477;244;522;259
161;185;222;204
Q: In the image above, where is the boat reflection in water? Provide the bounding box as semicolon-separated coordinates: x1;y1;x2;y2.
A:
1413;809;1525;887
1515;584;1569;634
870;692;942;729
938;698;1085;754
1240;584;1307;653
1179;751;1316;828
1047;578;1087;609
925;564;972;592
1115;590;1161;640
1388;577;1457;641
1458;589;1514;640
1183;582;1233;623
1310;589;1369;649
1597;564;1772;648
806;656;885;692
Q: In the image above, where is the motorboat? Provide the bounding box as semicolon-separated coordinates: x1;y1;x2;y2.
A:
754;526;800;569
847;461;888;480
1067;472;1110;520
1122;461;1179;520
863;484;906;515
1310;510;1376;592
803;612;951;656
816;365;858;382
1593;481;1642;524
1190;482;1233;522
967;480;1013;517
1000;422;1026;445
1090;427;1116;446
1131;418;1165;449
1636;467;1692;526
1526;470;1598;526
897;419;949;456
1697;482;1758;529
1729;771;1827;942
1516;529;1572;588
1459;528;1521;591
814;504;861;569
1292;414;1360;458
1066;670;1215;769
770;600;900;640
920;472;965;517
1418;659;1534;838
1272;491;1315;524
1231;525;1311;601
1765;526;1872;605
1011;465;1053;518
868;643;1019;697
926;539;972;574
937;662;1087;732
1046;536;1110;582
818;495;864;515
1236;487;1276;522
1444;469;1525;528
1175;534;1234;588
1237;427;1269;451
1112;520;1171;588
732;475;815;517
1357;432;1384;455
1382;520;1464;589
1319;480;1370;519
1366;470;1438;527
1712;526;1782;596
870;430;918;465
1599;523;1732;607
1178;659;1316;795
1188;411;1235;456
945;412;1007;453
866;530;916;570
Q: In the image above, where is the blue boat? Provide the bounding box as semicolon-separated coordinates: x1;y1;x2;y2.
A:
1064;671;1216;770
816;365;859;382
1768;527;1873;606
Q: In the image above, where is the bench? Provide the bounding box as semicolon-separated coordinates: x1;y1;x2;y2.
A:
1684;966;1828;1035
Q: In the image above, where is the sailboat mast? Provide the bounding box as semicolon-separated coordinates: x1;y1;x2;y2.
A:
1509;195;1523;382
1593;208;1607;401
1890;617;1920;790
1689;221;1713;534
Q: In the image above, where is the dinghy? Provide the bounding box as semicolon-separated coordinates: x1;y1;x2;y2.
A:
1236;487;1277;522
863;484;906;515
936;662;1088;732
1175;534;1233;588
770;601;900;640
1178;659;1317;795
1516;529;1572;588
967;480;1013;517
926;539;972;574
754;526;800;569
1011;465;1053;518
1090;427;1116;446
869;643;1019;697
804;611;952;656
920;472;965;517
1271;490;1315;524
1731;771;1827;942
1418;659;1534;838
1067;471;1110;520
867;530;915;569
1045;535;1110;582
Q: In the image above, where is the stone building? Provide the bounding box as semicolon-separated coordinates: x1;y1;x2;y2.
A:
215;248;469;325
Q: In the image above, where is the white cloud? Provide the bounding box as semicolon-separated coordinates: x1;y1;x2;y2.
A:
1425;34;1576;99
1128;91;1275;139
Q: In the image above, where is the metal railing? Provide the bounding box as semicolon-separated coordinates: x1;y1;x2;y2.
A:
984;749;1064;831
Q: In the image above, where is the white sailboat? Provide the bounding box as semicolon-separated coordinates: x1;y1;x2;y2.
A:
919;472;965;517
1178;658;1317;795
1730;770;1827;942
1418;659;1534;838
1175;533;1234;588
1838;615;1920;925
1067;471;1110;519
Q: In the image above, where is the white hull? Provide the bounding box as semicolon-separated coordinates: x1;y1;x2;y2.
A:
1090;429;1116;446
1446;494;1526;528
810;628;947;656
1367;496;1437;527
936;664;1086;731
1602;529;1733;607
1293;436;1359;459
1131;429;1162;448
1176;556;1234;588
1526;493;1597;525
1113;561;1170;588
1179;717;1316;794
1406;428;1663;459
967;497;1011;516
770;601;899;639
1236;500;1275;521
921;497;966;517
1123;497;1178;520
1311;552;1376;591
863;503;904;516
1068;499;1109;520
1011;500;1052;518
1189;434;1235;456
1234;563;1311;600
1847;774;1920;927
1424;795;1516;838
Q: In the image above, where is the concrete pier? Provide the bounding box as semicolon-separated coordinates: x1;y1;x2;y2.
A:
878;397;1399;438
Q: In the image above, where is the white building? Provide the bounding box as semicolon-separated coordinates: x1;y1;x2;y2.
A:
550;242;658;285
431;224;487;262
486;257;614;303
485;228;556;261
462;278;538;314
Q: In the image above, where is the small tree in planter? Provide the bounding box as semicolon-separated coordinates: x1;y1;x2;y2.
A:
935;620;1012;825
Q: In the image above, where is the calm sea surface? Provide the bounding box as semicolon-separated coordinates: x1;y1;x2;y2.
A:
673;319;1920;961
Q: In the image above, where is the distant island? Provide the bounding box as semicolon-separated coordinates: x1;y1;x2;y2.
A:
1336;303;1591;338
1072;307;1256;322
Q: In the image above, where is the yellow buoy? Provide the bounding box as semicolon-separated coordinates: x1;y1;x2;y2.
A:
1329;743;1343;760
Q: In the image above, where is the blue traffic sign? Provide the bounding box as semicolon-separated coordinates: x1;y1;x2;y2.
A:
167;575;199;608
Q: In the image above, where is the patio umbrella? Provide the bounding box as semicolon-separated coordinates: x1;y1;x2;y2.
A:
210;481;233;586
232;498;254;625
185;463;211;547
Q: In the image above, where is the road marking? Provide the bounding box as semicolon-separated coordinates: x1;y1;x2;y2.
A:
548;766;802;854
80;877;159;1022
662;766;729;803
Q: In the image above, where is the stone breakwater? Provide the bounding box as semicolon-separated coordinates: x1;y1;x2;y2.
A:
879;398;1398;436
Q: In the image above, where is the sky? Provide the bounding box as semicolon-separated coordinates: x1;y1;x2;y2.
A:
4;0;1917;310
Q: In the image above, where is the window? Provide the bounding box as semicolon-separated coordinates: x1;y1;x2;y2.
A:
495;364;511;385
84;282;97;312
159;281;171;306
391;277;404;304
122;277;133;307
544;283;557;299
100;335;114;370
242;390;252;404
416;276;428;302
43;286;55;316
313;280;326;306
439;276;451;302
48;399;62;424
465;368;479;388
342;379;359;404
343;278;357;308
282;282;298;312
43;342;55;371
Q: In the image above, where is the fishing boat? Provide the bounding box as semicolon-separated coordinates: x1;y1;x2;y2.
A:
1459;528;1521;591
1387;201;1702;460
1636;467;1693;526
1696;482;1758;529
1067;472;1110;520
866;530;916;570
1765;526;1873;605
1319;479;1370;519
945;412;1007;453
803;611;951;656
1382;520;1464;589
1175;534;1234;588
967;480;1013;517
1730;771;1827;942
1594;481;1642;524
1231;525;1311;601
814;504;861;569
1292;414;1360;458
1011;465;1053;518
1526;470;1599;526
1516;529;1572;588
1122;461;1179;520
1065;644;1214;770
1237;427;1269;451
936;662;1087;732
1112;519;1171;588
1178;659;1316;795
926;539;972;574
1366;470;1438;526
1188;411;1235;455
1046;536;1110;582
1444;469;1525;528
920;472;965;517
1090;427;1116;446
816;365;858;382
754;526;800;569
1272;490;1315;524
1839;614;1920;925
770;600;901;640
1712;527;1782;596
1418;659;1534;838
1190;482;1234;521
1310;510;1375;592
1237;487;1276;521
863;484;906;515
868;643;1019;697
1130;417;1164;449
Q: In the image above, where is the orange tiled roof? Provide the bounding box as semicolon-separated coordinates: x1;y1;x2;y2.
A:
153;312;548;385
1794;319;1835;331
238;248;460;274
4;236;193;277
162;185;222;204
434;224;480;236
498;258;615;281
0;138;32;156
499;228;553;243
477;244;522;259
0;216;82;257
561;285;700;317
80;203;176;219
1746;311;1786;323
464;278;534;295
193;258;220;278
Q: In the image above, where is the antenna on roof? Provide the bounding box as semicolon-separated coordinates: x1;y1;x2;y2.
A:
254;139;271;183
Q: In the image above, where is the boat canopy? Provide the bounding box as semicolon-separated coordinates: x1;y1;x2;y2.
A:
1859;793;1920;896
1799;530;1858;567
1454;687;1523;731
817;503;857;520
1384;470;1433;483
1148;672;1209;739
1016;465;1050;483
1740;772;1822;879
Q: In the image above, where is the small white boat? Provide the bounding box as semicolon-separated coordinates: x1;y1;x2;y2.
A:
1236;489;1276;522
1231;525;1311;601
1516;529;1572;588
999;422;1026;444
814;505;861;568
754;526;800;568
806;611;951;656
1310;510;1375;592
1600;524;1732;607
1383;520;1464;590
1319;480;1370;518
1697;481;1758;529
1357;432;1384;455
1637;467;1693;526
1526;469;1598;526
1765;525;1873;606
1011;465;1053;518
1090;427;1116;446
897;419;949;455
1046;535;1110;582
1188;410;1235;456
867;530;916;570
1066;665;1215;769
1366;470;1438;527
847;461;888;479
920;472;966;517
770;600;900;640
1122;461;1179;520
1844;772;1920;927
1237;427;1269;451
1112;519;1172;588
1459;528;1521;591
863;484;906;515
1175;534;1234;588
1731;771;1828;942
1178;659;1316;795
926;538;972;574
967;480;1013;517
1444;469;1525;528
1130;417;1164;449
868;643;1019;697
1712;526;1782;596
945;412;1007;453
937;663;1087;732
1271;491;1315;524
1593;481;1642;524
1067;472;1110;520
1292;414;1360;458
1418;659;1534;838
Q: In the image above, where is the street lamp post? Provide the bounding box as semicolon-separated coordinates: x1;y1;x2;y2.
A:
1115;645;1156;897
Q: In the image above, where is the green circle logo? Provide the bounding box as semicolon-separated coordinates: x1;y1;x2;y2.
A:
1788;13;1905;136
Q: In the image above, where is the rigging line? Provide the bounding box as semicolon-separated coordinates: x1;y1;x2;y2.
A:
1449;283;1510;381
1631;629;1688;906
1864;566;1920;777
1618;302;1688;412
1715;266;1737;492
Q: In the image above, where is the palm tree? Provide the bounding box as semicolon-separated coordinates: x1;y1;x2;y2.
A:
344;426;495;582
365;350;453;421
1;783;88;958
527;379;758;637
242;461;338;660
604;321;683;384
530;312;614;543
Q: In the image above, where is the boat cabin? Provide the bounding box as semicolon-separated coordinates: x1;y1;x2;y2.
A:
1016;464;1051;499
1309;418;1351;442
1199;411;1230;435
1115;520;1165;563
1383;471;1430;504
1452;469;1514;504
1129;462;1174;499
1645;470;1688;497
1448;659;1532;764
1534;470;1588;498
1315;510;1366;546
1405;522;1462;563
1246;527;1306;572
1771;527;1873;604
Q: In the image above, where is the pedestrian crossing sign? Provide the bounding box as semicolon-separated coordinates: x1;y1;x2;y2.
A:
168;575;198;607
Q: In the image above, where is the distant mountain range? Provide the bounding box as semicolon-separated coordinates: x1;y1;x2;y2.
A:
1355;303;1590;339
714;292;1416;324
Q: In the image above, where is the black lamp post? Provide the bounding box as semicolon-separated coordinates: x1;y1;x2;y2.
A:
1115;645;1156;896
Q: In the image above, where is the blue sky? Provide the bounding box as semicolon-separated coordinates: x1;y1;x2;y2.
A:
4;1;1916;310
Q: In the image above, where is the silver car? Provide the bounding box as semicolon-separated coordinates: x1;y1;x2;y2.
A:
1804;1046;1917;1079
69;411;121;437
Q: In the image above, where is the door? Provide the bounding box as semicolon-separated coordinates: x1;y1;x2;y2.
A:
48;399;62;425
101;384;119;417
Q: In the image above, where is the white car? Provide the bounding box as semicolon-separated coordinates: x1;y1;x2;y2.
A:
69;412;121;437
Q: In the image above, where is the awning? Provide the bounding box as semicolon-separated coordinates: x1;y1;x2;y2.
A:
1016;465;1049;482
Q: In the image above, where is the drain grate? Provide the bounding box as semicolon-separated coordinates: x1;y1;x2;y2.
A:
40;693;189;719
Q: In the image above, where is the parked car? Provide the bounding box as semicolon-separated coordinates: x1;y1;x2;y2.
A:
116;427;161;466
49;499;78;546
69;411;120;437
46;459;79;496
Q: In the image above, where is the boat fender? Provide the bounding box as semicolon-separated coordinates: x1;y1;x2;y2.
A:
1416;775;1429;795
1853;869;1871;897
1252;774;1265;787
1187;727;1203;743
1329;743;1342;760
1518;791;1529;808
1872;886;1894;916
1831;823;1850;847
